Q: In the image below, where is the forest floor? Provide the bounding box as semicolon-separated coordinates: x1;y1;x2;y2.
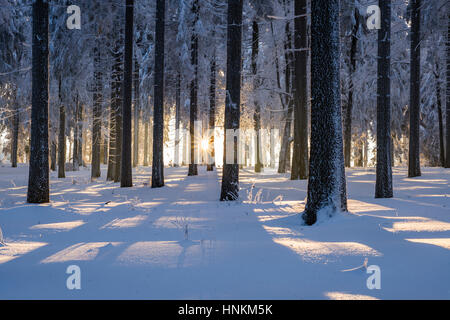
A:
0;164;449;299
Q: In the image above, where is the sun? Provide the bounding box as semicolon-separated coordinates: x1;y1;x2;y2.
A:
201;139;209;151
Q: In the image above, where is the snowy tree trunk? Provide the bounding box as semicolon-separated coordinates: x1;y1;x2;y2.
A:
107;103;116;181
175;73;181;168
152;0;165;188
252;20;262;173
58;104;65;178
408;0;421;177
113;21;124;183
73;94;79;171
207;51;216;172
344;9;359;168
446;10;450;168
27;0;49;203
188;0;199;177
279;21;293;174
120;0;134;188
78;104;84;167
436;64;445;167
91;44;102;180
144;121;149;166
220;0;243;201
11;105;19;168
304;0;347;225
375;0;393;198
291;0;308;180
133;56;139;168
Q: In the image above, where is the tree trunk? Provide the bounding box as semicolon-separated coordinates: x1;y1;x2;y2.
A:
252;20;262;173
11;105;19;168
50;140;57;171
78;104;84;167
120;0;134;188
220;0;243;201
375;0;393;198
344;9;359;168
133;56;140;168
152;0;165;188
175;73;181;167
304;0;347;225
27;0;49;203
107;102;116;180
435;64;445;167
114;17;124;183
144;121;149;166
73;94;79;171
291;0;308;180
58;104;66;178
279;21;293;174
91;44;102;179
408;0;421;177
188;0;199;176
445;10;450;168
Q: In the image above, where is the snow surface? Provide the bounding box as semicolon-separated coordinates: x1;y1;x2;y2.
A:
0;164;449;299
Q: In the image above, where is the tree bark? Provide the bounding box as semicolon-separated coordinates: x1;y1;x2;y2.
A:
175;73;181;167
344;9;360;168
120;0;134;188
408;0;421;177
375;0;393;198
279;21;293;174
252;20;263;173
73;94;79;171
304;0;347;225
291;0;308;180
133;56;140;168
27;0;49;203
207;52;216;171
220;0;243;201
152;0;165;188
11;105;19;168
188;0;199;176
58;104;66;178
445;9;450;168
91;44;102;179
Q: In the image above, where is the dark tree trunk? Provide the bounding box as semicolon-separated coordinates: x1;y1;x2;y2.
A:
434;61;445;167
408;0;421;177
120;0;134;188
11;105;19;168
73;94;79;171
188;0;199;176
207;53;216;171
91;44;103;179
279;21;293;174
175;73;181;167
27;0;49;203
344;9;360;168
58;104;66;178
446;11;450;168
78;104;84;167
375;0;393;198
152;0;165;188
220;0;243;201
304;0;347;225
50;140;57;171
252;20;262;173
133;56;140;168
291;0;308;180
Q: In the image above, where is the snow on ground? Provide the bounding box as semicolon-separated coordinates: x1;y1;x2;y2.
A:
0;164;449;299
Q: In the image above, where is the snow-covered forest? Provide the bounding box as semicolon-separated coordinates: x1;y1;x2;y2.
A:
0;0;449;300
